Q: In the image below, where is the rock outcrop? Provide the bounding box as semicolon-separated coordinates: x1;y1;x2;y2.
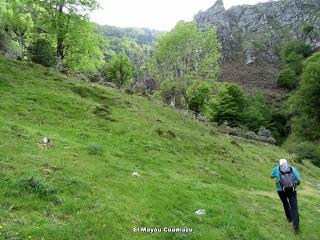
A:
194;0;320;93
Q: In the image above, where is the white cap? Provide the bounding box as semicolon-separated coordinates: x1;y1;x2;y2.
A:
279;159;287;165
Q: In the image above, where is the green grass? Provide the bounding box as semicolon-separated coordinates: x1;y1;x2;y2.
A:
0;56;319;240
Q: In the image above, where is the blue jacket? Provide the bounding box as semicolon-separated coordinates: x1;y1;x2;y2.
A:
271;165;301;191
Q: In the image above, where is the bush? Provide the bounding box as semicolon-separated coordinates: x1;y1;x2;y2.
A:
277;68;298;89
293;142;320;166
88;143;103;155
159;80;175;104
282;40;312;60
304;51;320;67
269;111;290;144
302;24;314;35
27;38;56;67
102;52;134;85
20;176;58;197
258;126;273;139
208;83;246;127
286;52;304;75
242;94;271;132
186;81;211;114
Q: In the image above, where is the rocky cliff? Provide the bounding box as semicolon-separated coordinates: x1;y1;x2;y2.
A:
194;0;320;93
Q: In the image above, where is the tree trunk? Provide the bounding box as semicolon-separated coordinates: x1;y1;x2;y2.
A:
17;33;25;60
56;3;65;66
170;91;176;108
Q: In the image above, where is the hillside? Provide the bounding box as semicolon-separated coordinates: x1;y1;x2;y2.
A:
194;0;320;94
0;56;320;240
95;24;164;46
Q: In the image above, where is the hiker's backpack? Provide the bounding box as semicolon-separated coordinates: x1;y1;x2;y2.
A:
279;163;296;191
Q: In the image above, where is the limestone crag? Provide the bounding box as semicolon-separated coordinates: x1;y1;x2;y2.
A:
194;0;320;92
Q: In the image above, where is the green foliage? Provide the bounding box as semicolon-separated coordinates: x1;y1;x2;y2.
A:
158;79;176;104
286;52;304;75
87;143;103;155
20;176;58;198
152;21;220;107
282;40;312;60
5;0;34;59
269;111;289;144
186;81;211;113
96;24;163;46
242;94;271;132
154;21;220;81
277;68;298;89
27;38;56;67
62;18;105;73
302;24;314;35
104;53;134;85
0;31;10;52
289;60;320;141
288;142;320;166
208;83;246;127
303;51;320;66
37;0;103;72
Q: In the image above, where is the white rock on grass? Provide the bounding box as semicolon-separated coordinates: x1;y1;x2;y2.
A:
195;209;206;215
43;137;50;144
132;172;140;177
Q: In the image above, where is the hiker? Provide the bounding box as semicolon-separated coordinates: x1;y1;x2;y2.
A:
271;159;301;234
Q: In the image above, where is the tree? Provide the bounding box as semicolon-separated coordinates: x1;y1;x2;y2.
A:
154;21;220;81
36;0;103;71
62;18;105;73
104;53;134;85
186;81;211;114
152;21;220;107
289;60;320;140
208;83;246;126
5;0;33;59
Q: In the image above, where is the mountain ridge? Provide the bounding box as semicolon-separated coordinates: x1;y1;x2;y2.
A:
194;0;320;93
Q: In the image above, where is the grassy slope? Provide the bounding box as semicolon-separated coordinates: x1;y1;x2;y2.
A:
0;56;319;240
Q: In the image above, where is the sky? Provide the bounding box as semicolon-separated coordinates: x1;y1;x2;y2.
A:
90;0;270;31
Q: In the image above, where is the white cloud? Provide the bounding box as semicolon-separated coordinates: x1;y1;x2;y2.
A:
90;0;269;31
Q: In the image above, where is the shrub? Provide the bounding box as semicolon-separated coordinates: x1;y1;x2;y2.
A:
302;24;314;35
294;142;320;166
282;40;312;60
258;126;273;139
286;53;304;75
158;80;176;105
102;52;134;85
269;111;290;144
277;68;298;89
155;128;176;139
242;94;271;132
88;143;103;155
27;38;56;67
208;83;246;127
186;81;211;114
20;176;58;197
303;51;320;67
